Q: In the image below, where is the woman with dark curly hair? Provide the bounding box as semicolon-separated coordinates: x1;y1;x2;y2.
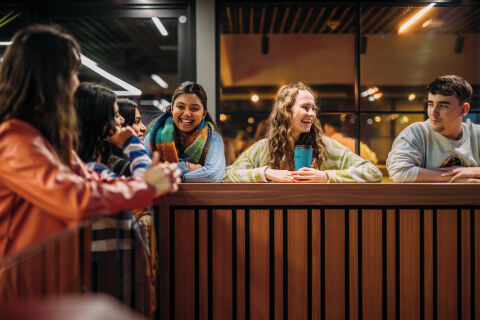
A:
224;82;382;183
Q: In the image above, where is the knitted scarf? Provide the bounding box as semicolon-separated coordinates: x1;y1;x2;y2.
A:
149;113;213;164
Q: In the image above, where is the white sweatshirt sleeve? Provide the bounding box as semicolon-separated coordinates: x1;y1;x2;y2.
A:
386;124;425;183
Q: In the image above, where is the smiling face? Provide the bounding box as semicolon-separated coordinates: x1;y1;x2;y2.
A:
132;107;146;142
290;90;317;141
171;93;206;134
427;93;469;139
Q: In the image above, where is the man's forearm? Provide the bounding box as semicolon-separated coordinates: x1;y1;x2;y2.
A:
415;167;451;182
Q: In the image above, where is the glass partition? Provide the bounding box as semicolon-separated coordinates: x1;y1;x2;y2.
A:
219;3;480;172
219;5;356;163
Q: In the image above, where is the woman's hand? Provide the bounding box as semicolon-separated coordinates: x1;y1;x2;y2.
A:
144;160;182;196
137;215;152;240
265;167;295;183
107;126;136;148
291;168;329;183
186;161;203;172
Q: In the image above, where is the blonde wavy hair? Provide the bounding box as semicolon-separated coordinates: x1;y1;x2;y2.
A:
266;82;327;170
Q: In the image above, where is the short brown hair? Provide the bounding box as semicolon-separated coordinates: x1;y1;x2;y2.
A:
427;75;472;104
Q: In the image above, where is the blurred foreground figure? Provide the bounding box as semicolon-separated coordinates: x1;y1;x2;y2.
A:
0;25;179;258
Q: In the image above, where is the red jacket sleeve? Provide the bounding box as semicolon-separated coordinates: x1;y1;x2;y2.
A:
0;120;156;223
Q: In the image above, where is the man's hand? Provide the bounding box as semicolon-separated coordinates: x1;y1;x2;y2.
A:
265;167;295;183
438;166;480;183
292;168;329;183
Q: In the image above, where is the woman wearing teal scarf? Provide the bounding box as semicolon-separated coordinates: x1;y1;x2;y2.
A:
145;81;225;182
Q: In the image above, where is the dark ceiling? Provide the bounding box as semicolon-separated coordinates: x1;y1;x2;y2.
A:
221;5;480;35
0;7;179;97
1;3;480;99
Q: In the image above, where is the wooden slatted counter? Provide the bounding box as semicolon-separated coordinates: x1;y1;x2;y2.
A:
155;183;480;320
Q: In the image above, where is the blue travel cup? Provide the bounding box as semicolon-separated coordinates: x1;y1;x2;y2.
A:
294;145;313;171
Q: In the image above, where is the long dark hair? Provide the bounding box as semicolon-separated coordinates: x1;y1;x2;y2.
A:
74;83;117;162
117;98;137;127
168;81;220;133
0;24;81;164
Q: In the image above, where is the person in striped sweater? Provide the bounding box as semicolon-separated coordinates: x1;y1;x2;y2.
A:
74;83;180;304
224;82;382;183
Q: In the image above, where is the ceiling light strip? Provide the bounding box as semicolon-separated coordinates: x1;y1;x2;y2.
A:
1;42;141;96
151;74;168;88
399;3;436;33
152;17;168;36
80;54;141;96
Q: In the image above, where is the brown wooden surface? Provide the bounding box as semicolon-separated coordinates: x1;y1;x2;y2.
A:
199;210;208;320
236;210;246;320
249;210;270;320
153;184;480;320
161;183;480;207
0;222;91;301
157;204;170;320
325;209;345;319
399;210;420;320
174;210;195;320
362;210;383;320
213;209;233;320
312;209;322;320
424;210;433;320
461;209;471;320
274;209;283;320
437;209;458;320
476;209;480;319
349;209;359;320
287;209;308;320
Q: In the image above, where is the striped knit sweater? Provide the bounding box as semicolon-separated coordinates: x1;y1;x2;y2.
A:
87;135;151;257
223;137;382;183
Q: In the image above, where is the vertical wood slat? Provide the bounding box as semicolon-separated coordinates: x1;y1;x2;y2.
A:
349;210;359;320
437;209;458;320
424;210;433;320
462;209;471;320
386;210;396;320
199;210;208;320
274;209;284;320
213;210;233;320
362;209;383;320
399;209;420;320
325;209;346;319
287;209;308;320
250;209;270;319
475;209;480;320
312;209;322;320
157;204;171;319
236;210;246;320
175;210;195;320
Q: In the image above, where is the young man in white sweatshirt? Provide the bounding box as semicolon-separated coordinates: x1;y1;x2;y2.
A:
387;75;480;183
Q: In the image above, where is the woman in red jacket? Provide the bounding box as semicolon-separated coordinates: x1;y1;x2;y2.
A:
0;25;180;258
